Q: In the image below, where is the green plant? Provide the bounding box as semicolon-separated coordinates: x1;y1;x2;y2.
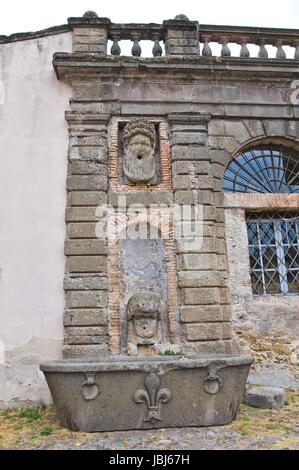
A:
40;426;52;436
18;408;40;422
161;349;183;356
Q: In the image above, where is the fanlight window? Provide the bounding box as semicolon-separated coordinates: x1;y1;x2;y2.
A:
223;145;299;193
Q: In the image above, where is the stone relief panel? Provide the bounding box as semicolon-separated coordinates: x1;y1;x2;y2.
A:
127;289;168;352
122;118;158;185
108;116;172;192
119;229;170;355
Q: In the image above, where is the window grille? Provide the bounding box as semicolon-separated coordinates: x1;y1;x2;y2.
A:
223;145;299;193
246;212;299;296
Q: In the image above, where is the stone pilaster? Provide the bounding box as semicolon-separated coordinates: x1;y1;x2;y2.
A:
63;112;110;358
168;113;234;354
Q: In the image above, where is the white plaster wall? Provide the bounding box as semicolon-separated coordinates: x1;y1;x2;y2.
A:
0;32;72;407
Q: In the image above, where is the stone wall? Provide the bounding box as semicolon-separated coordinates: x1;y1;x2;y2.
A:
225;197;299;389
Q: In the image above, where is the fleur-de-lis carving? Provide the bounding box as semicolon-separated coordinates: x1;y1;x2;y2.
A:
134;373;172;424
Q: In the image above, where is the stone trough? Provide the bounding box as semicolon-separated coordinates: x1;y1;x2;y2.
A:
40;354;253;432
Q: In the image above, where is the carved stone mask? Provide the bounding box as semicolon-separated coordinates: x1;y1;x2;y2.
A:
127;290;163;341
122;119;157;184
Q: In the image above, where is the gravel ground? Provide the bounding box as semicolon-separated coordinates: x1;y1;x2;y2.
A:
1;390;298;451
37;426;298;451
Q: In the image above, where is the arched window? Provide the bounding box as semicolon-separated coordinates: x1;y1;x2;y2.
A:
223;144;299;296
223;144;299;194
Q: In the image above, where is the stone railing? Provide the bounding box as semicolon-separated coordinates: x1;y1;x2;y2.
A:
68;11;299;60
198;24;299;59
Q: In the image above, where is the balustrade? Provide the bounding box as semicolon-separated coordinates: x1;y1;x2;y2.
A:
67;13;299;60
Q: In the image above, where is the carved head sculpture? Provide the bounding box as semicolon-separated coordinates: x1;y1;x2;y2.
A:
127;289;164;343
122;118;157;184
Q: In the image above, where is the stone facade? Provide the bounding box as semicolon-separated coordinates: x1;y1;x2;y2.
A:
0;13;298;407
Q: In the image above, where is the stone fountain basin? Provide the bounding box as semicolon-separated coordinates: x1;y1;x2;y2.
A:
40;354;253;432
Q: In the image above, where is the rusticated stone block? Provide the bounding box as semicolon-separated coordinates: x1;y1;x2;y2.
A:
216;224;225;238
172;160;210;175
221;323;232;339
180;305;224;322
208;136;239;154
183;287;219;305
166;30;184;39
219;287;230;305
171;132;207;146
208;149;231;166
62;344;109;358
211;163;225;180
171;145;210;161
176;237;218;254
243;119;265;138
66;223;97;239
65;256;107;274
65;239;107;255
66;291;108;308
167;38;199;47
178;253;217;270
65;326;108;345
77;146;108;162
66;175;108;191
64;276;107;290
108;191;174;208
185;340;234;354
208;120;226;136
172;175;192;190
69;191;107;206
178;271;223;287
263;120;287;137
184;323;221;341
224;121;251;144
174;189;213;205
203;206;217;221
64;309;108;326
68;162;107;175
184;322;232;341
75;135;106;146
65;207;99;222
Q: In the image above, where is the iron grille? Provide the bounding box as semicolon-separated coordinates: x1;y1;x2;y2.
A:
246;212;299;296
223;145;299;193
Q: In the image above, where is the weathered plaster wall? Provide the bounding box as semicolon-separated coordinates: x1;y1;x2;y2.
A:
0;32;72;407
225;206;299;389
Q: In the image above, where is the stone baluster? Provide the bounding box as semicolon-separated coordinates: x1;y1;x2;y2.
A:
202;36;212;57
239;37;250;58
111;35;121;56
152;34;163;57
131;34;141;57
258;39;268;59
276;40;286;59
295;41;299;60
220;37;231;57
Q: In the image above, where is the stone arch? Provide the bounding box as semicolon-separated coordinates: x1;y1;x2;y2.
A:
107;216;180;355
231;135;299;160
221;135;299;194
